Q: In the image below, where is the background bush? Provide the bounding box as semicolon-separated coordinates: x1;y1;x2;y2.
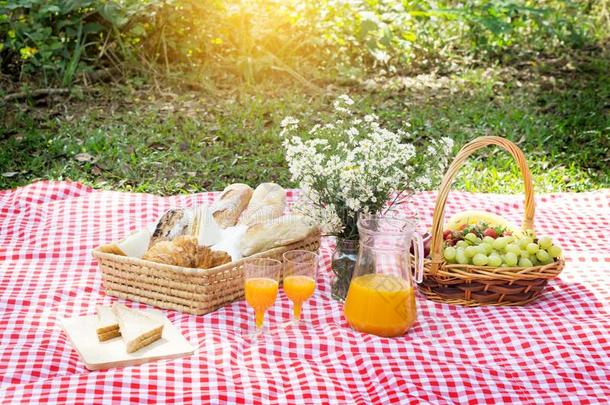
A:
1;0;605;88
0;0;133;85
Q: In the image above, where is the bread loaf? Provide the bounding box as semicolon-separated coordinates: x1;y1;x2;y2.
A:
238;183;286;226
150;208;193;246
239;215;318;256
212;184;253;228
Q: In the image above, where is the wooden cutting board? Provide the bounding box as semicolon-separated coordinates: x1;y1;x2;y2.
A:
61;309;195;370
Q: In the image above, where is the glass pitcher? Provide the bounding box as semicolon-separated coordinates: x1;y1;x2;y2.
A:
343;212;424;337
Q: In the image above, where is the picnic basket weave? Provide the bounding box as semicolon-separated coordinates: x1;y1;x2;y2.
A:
419;136;564;306
94;232;321;315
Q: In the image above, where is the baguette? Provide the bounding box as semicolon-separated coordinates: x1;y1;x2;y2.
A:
238;183;286;226
239;215;318;256
212;184;253;228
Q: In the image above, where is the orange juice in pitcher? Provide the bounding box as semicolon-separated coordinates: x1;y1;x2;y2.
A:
344;212;424;337
344;274;416;337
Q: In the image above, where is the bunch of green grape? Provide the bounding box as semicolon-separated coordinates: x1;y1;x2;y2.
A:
443;233;562;267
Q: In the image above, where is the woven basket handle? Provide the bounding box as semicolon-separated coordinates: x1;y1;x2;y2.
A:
429;136;535;275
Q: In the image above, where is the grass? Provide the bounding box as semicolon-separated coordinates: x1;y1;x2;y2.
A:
1;51;608;195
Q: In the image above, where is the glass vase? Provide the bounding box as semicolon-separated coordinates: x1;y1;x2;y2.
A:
330;238;359;302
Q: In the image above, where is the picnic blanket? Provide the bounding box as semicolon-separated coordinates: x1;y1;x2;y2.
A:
1;181;609;404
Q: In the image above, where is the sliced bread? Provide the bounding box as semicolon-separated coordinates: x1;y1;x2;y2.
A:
112;304;164;353
96;305;120;341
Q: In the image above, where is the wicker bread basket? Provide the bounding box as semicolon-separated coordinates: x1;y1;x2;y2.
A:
419;136;564;306
94;232;321;315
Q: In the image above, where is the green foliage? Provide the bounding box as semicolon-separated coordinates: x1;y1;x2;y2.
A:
312;0;597;74
2;0;89;83
1;53;608;193
0;0;603;86
126;0;319;83
0;0;606;196
451;0;594;55
125;0;601;81
0;0;154;85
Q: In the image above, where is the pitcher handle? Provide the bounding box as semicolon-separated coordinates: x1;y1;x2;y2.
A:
412;232;424;283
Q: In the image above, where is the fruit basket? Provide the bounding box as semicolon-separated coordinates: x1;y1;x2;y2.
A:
420;136;564;306
94;232;320;315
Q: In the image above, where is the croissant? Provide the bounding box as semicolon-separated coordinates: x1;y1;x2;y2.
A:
143;235;198;267
194;245;214;269
143;235;232;269
210;250;232;267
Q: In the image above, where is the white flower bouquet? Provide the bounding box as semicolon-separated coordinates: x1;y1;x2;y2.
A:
281;95;454;240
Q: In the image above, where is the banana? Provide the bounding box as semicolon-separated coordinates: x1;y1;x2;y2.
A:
445;210;521;234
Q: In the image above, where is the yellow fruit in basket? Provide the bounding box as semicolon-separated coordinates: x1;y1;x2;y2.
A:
446;210;521;235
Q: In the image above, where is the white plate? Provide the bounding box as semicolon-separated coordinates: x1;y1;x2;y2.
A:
61;309;195;370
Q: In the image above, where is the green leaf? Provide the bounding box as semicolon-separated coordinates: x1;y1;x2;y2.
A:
40;5;60;14
64;0;97;14
401;31;416;42
359;17;378;39
129;23;147;37
98;3;128;28
83;22;105;34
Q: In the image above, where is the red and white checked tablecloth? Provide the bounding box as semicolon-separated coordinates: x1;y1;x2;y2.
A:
0;181;609;404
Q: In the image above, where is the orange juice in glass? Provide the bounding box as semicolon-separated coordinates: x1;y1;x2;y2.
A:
343;212;424;338
283;250;318;323
244;258;281;336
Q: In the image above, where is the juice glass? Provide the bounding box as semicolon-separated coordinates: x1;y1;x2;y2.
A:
344;212;424;337
282;250;318;323
244;258;281;337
